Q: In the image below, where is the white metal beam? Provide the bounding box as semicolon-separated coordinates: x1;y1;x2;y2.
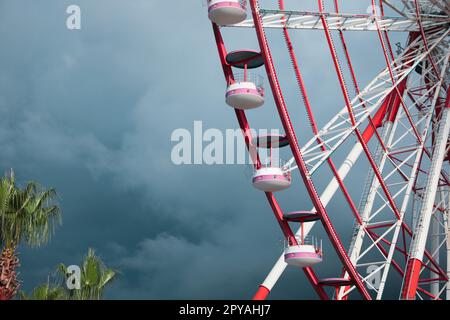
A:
227;9;449;32
408;106;450;263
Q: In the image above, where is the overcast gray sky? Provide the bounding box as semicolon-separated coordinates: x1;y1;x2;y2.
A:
0;0;407;299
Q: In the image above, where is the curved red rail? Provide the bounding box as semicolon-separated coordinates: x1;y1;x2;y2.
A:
277;0;363;225
248;0;371;300
212;23;329;300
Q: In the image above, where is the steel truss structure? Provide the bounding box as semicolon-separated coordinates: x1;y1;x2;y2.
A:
208;0;450;300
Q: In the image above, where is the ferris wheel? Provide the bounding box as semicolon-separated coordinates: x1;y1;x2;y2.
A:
205;0;450;300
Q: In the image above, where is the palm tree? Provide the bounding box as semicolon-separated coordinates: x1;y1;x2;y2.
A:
19;282;68;300
0;247;19;300
0;170;61;300
20;248;117;300
59;248;117;300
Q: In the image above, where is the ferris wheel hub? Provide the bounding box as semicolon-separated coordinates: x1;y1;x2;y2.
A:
208;0;247;26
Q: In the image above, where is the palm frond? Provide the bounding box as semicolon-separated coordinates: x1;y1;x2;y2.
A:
0;171;61;248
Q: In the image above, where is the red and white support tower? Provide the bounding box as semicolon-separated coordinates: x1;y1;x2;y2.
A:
206;0;450;300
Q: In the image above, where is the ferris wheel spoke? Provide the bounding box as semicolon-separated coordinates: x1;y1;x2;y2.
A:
317;0;423;252
383;0;412;18
285;30;448;177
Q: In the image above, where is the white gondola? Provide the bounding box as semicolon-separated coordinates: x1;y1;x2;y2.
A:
251;132;290;192
252;167;291;192
284;244;323;268
207;0;247;26
225;76;264;110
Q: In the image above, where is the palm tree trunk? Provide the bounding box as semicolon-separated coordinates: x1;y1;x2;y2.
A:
0;246;20;300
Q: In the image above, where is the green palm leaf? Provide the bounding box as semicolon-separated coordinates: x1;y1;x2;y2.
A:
0;170;62;300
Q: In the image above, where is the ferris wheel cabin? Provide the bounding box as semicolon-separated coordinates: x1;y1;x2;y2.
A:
251;134;291;192
226;82;265;109
225;50;265;110
252;167;291;192
284;244;323;268
284;212;323;268
207;0;247;26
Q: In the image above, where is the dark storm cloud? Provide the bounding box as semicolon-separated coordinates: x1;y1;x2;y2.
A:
0;0;406;299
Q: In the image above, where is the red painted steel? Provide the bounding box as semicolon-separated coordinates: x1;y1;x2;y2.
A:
401;87;450;300
253;285;270;300
249;0;371;299
212;23;329;301
208;0;449;300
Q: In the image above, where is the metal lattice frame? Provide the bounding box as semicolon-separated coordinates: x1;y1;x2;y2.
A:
209;0;450;300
